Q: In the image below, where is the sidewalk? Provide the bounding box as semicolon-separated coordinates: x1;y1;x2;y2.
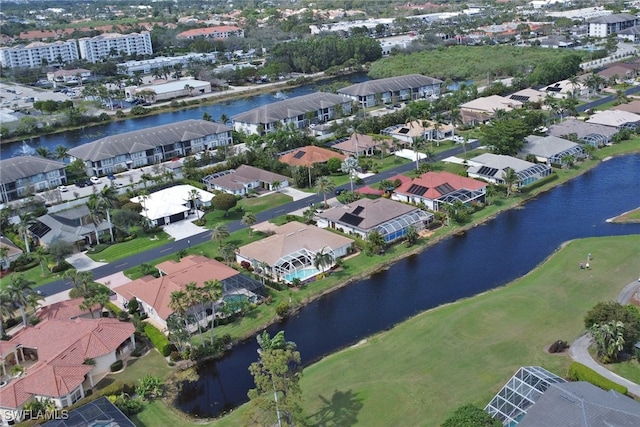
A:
568;280;640;397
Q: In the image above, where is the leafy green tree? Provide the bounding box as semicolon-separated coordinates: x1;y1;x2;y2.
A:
136;375;165;400
246;331;304;426
584;301;640;352
480;117;529;156
212;193;238;216
112;209;141;236
441;404;501;427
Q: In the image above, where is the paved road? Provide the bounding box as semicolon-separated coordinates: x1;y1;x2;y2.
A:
569;280;640;398
37;140;480;297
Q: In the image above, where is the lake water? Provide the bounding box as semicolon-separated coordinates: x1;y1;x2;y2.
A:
175;153;640;417
1;73;370;159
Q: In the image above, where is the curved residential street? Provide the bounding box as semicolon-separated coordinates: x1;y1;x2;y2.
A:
569;280;640;397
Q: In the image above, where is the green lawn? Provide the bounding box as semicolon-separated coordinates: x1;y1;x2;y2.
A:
86;231;173;263
612;207;640;223
201;193;293;228
107;348;173;385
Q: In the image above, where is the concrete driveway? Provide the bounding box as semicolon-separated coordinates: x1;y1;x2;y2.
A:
163;212;207;240
65;251;107;271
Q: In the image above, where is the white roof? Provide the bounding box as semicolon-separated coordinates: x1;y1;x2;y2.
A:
134;79;210;95
586;110;640;127
461;95;522;113
131;185;214;221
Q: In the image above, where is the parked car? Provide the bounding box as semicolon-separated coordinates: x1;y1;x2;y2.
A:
335;188;346;196
58;185;68;192
90;176;102;184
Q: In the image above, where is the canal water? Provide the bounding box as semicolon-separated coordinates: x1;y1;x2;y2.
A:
175;154;640;417
1;74;369;159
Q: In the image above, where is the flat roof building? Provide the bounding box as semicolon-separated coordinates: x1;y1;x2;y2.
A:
0;40;79;69
127;78;211;102
78;32;153;63
588;13;638;37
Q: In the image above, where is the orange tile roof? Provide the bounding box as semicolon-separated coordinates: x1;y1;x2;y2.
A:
395;171;486;200
0;318;134;408
177;26;242;39
279;146;346;167
37;298;89;320
115;255;239;320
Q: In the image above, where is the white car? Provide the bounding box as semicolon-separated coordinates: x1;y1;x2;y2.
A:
58;185;68;192
90;176;102;184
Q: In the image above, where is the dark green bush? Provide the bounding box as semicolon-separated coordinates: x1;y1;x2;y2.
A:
567;362;628;395
276;302;291;318
144;323;171;356
110;360;123;372
548;340;568;353
13;261;39;272
50;260;72;273
105;301;123;316
88;243;111;254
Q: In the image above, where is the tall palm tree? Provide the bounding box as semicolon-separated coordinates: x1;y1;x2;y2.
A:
169;290;191;335
0;291;14;337
99;185;117;243
84;194;105;245
314;176;335;208
6;275;35;327
313;248;334;273
203;280;223;346
220;114;229;125
220;243;238;265
16;212;35;253
184;282;206;347
187;189;202;220
35;147;53;159
211;223;230;249
63;269;94;297
54;145;69;161
340;157;360;192
241;212;257;236
411;136;426;171
502;168;519;198
567;75;580;98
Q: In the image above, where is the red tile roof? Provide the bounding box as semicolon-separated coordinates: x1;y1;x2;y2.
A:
177;26;242;39
395;171;486;200
37;298;89;320
114;255;239;320
0;318;134;407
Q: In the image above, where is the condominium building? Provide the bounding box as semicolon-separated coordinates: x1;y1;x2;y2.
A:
0;40;79;69
177;25;244;40
78;32;153;63
588;13;638;37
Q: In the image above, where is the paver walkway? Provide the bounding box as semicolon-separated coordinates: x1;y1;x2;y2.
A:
569;280;640;397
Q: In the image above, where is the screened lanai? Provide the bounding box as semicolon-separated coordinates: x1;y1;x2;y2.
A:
515;164;552;186
485;366;566;426
435;188;486;210
547;144;585;165
373;209;434;242
273;247;336;282
583;133;608;147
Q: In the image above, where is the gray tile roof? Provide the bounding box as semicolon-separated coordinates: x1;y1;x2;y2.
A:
231;92;352;124
519;382;640;426
618;25;640;35
0;156;66;184
522;135;583;158
338;74;442;97
318;197;418;231
204;165;288;191
589;13;638;24
548;118;618;140
68;119;232;162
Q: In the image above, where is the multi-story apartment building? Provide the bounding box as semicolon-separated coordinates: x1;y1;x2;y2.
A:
77;32;153;63
117;52;218;76
588;13;638;37
0;156;67;202
0;40;79;69
176;25;244;40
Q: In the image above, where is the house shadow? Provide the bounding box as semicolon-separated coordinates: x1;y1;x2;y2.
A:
306;389;363;427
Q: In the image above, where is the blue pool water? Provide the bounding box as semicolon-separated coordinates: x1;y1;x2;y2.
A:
283;266;321;283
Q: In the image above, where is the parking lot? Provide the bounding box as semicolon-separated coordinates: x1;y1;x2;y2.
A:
0;81;74;110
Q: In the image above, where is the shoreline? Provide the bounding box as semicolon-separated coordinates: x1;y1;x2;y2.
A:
0;71;347;146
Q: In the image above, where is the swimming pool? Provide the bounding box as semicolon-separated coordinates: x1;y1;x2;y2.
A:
283;266;321;283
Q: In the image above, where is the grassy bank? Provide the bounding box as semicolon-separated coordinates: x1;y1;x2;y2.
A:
211;234;640;427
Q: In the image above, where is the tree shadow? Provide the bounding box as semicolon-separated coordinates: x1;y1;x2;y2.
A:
306;389;363;427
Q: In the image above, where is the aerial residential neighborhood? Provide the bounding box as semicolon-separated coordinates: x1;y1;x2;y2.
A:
0;1;640;426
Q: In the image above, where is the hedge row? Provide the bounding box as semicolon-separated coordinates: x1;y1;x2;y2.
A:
144;323;171;356
105;301;123;316
567;362;628;395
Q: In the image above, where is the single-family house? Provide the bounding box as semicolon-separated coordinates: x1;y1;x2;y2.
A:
612;99;640;114
0;236;23;271
202;165;289;196
467;153;552;187
331;133;393;157
236;221;354;284
548;118;617;147
597;63;640;82
113;255;264;332
46;68;91;83
382;120;454;145
521;135;585;166
37;298;99;321
279;146;346;167
586;110;640;130
130;185;214;226
232;92;353;135
392;171;487;211
508;88;547;104
461;95;522;115
0;156;67;203
68;120;232;177
544;78;590;98
337;74;443;107
30;205;112;248
316;198;434;243
0;318;135;426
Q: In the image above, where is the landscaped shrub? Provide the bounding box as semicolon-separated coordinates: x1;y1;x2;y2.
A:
110;360;123;372
548;340;568;353
12;261;39;272
127;298;139;314
144;323;172;356
567;362;628;395
88;243;111;254
106;301;123;316
50;260;72;273
276;302;291;318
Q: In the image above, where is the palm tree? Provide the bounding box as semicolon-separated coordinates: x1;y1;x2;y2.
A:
314;176;335;208
0;291;14;337
184;282;205;347
272;180;282;192
35;147;53;159
340;157;360;192
219;114;229;125
313;248;334;273
203;280;223;346
6;275;35;327
187;189;202;220
169;290;191;336
241;212;257;236
16;212;35;253
54;145;69;161
211;223;230;249
590;320;626;363
405;225;418;246
567;75;580;98
98;185;117;243
503;168;519;198
411;136;426;171
615;89;629;105
220;243;238;265
138;191;151;226
0;246;8;271
64;269;94;297
84;194;105;245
